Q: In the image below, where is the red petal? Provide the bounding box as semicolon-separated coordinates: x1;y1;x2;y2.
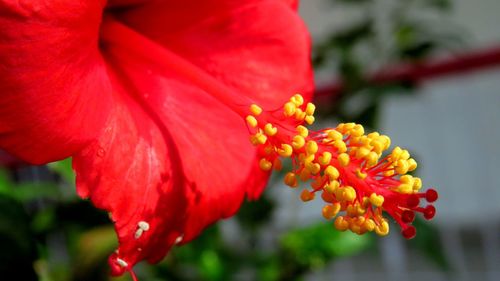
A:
78;1;312;270
111;0;314;106
0;1;113;164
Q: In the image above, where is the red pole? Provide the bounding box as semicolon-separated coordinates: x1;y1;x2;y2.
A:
315;45;500;100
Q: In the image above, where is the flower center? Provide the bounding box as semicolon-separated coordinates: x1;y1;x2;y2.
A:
246;94;438;238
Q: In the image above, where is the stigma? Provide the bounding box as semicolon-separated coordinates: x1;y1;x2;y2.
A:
246;94;438;239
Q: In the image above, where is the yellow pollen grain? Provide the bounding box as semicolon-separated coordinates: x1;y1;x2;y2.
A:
324;165;339;180
283;102;296;117
264;123;277;136
245;115;258;128
342;186;357;202
250;104;262;116
291;94;304;106
325;180;339;193
390;146;402;161
305;115;315;125
294;108;306;120
400;149;410;160
306;140;318;155
398;184;413;194
322;204;340;220
407;158;417;171
300;189;315;202
363;219;376;232
296;125;309;137
338;153;350;167
395;160;409;174
259;158;272;171
305;102;316;116
334;216;349;231
306;162;321;175
351;124;365;137
333;140;347;153
284;172;298;187
327;130;343;141
413;177;422;190
400;175;414;185
355;147;371;159
375;221;389;236
278;144;293;157
371;140;384;154
356;169;367;179
292;135;305;149
365;152;379;168
380;135;391;149
369;193;384;207
255;133;267;145
318;152;332;165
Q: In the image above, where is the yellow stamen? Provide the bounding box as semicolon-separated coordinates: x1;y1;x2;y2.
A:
296;125;309;137
300;189;315;202
338;153;350;167
292;135;305;149
259;158;272;171
264;123;278;136
245;115;258;128
284;172;298;187
250;104;262;116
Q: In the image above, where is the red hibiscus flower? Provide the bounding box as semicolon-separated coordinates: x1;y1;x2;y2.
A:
0;0;313;277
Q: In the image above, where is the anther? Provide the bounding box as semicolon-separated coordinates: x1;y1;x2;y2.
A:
245;115;258;127
278;144;293;157
292;135;305;149
283;102;296;117
296;125;309;137
305;103;316;116
334;216;349;231
291;94;304;106
284;172;298;187
305;115;315;125
369;193;384;207
318;152;332;165
259;158;272;171
338;153;350;167
264;123;277;136
300;189;315;202
305;140;318;155
250;104;263;115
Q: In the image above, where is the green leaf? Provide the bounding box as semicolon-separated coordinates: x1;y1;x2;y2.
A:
47;158;75;183
280;222;373;268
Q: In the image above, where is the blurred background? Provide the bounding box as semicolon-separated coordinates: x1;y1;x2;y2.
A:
1;0;499;280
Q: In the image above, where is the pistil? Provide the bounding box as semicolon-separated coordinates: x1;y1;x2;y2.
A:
246;94;438;238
